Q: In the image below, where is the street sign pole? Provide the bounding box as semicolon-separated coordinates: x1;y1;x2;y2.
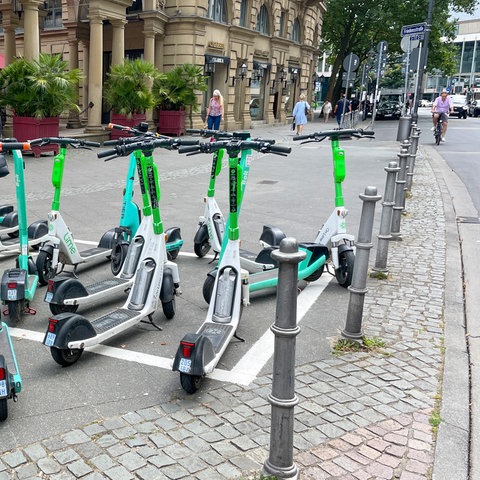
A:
411;0;435;122
403;43;411;116
370;41;388;129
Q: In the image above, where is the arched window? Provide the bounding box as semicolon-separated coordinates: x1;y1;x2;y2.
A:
207;0;228;23
292;18;300;42
240;0;249;27
256;4;270;35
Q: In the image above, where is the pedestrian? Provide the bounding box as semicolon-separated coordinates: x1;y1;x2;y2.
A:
321;99;332;123
334;94;351;128
205;89;224;130
292;93;310;135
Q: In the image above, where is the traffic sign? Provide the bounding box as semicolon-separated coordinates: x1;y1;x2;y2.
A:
343;53;360;72
401;36;420;52
377;41;388;54
401;23;427;37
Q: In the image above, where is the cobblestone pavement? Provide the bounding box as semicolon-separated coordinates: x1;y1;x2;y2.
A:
0;139;461;479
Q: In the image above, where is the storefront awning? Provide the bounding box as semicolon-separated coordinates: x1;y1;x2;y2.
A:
204;54;230;65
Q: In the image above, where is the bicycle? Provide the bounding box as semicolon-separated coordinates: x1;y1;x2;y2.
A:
433;113;446;145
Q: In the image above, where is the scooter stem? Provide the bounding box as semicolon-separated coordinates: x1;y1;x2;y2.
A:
207;148;224;198
227;154;241;241
331;138;346;207
51;147;67;211
134;150;152;217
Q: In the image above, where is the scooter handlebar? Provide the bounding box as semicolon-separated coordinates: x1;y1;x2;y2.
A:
178;144;202;155
268;144;291;155
0;142;32;152
294;128;375;142
29;137;100;148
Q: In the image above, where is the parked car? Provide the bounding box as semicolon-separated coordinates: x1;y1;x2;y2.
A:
419;99;433;107
468;100;480;117
450;94;468;119
375;100;401;120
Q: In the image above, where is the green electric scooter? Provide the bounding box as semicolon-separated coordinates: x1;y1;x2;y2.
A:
0;141;40;323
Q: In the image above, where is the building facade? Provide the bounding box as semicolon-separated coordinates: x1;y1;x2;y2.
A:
0;0;326;131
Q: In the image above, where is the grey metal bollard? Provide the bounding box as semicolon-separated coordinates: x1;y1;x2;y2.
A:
263;238;305;480
396;115;413;142
406;125;421;191
372;162;400;274
342;186;382;342
390;140;410;241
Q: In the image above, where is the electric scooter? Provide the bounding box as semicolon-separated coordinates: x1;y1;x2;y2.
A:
42;137;196;366
0;321;22;421
44;136;185;315
105;123;183;270
186;128;252;259
190;138;329;305
173;139;327;393
293;128;375;287
0;142;41;323
0;151;48;254
30;137;119;286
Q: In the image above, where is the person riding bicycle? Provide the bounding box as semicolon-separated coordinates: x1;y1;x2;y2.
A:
431;91;454;142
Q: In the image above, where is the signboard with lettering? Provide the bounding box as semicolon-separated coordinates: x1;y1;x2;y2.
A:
401;23;427;37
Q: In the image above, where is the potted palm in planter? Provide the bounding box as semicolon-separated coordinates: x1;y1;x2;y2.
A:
0;53;81;157
154;64;207;136
103;59;159;140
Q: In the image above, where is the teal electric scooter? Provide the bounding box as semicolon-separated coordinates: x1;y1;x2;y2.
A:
0;321;22;421
0;141;40;323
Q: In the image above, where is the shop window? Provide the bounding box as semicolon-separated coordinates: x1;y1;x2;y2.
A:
43;0;62;29
255;4;270;34
207;0;228;24
292;18;300;42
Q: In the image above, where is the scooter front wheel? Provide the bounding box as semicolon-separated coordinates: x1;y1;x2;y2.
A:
335;250;355;288
49;302;79;315
194;239;211;258
202;275;215;304
37;247;55;286
162;298;176;320
111;242;129;276
50;347;84;366
0;398;7;422
180;373;202;394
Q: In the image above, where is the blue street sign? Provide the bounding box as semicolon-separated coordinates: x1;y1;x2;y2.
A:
401;23;427;37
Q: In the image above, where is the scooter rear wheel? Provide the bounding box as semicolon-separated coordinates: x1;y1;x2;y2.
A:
50;347;83;366
6;301;22;324
49;302;79;315
180;373;202;394
194;239;211;258
0;398;7;422
304;264;325;282
167;249;180;261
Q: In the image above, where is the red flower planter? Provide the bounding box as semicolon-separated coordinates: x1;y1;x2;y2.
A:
13;116;59;158
110;113;147;140
157;110;185;137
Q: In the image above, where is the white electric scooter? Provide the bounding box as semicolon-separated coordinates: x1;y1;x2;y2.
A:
42;138;194;366
172;138;292;393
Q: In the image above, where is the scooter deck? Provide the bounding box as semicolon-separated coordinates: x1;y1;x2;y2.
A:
198;322;233;354
91;308;138;334
85;277;130;296
239;248;276;273
79;246;110;260
0;328;17;376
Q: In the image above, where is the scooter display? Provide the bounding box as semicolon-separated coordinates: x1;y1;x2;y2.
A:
173;139;326;393
30;137;118;286
293;128;375;287
0;150;48;255
0;142;41;323
44;136;185;315
42;137;196;366
0;321;22;421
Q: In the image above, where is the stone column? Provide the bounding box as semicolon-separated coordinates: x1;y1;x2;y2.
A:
111;19;126;66
3;26;17;64
22;0;41;61
143;30;156;126
67;37;82;128
85;15;104;132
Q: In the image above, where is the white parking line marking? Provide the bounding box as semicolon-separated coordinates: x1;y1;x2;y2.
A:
9;274;334;386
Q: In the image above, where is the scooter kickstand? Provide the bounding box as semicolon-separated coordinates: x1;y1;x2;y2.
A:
141;314;163;331
208;252;219;264
233;331;245;343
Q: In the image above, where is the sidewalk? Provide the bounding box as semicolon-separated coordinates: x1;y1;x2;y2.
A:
0;116;472;480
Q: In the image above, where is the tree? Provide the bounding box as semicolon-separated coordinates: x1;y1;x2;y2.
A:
319;0;477;104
